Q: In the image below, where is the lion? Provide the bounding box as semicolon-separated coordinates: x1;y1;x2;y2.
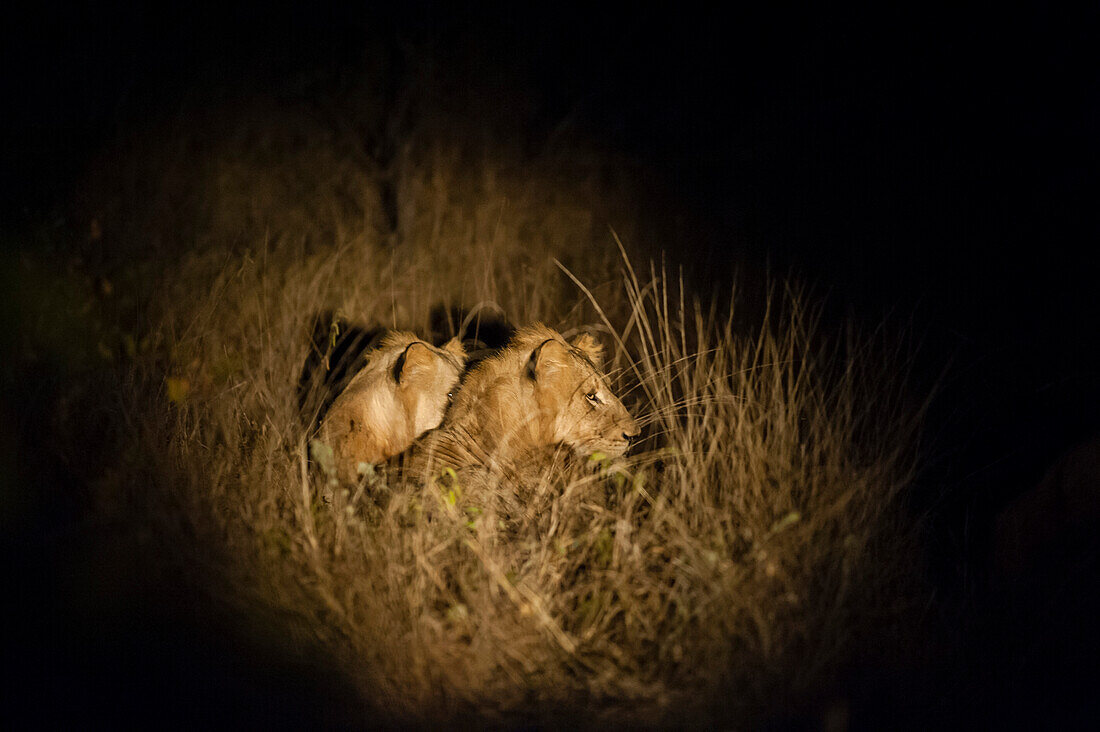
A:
318;332;466;482
405;324;639;476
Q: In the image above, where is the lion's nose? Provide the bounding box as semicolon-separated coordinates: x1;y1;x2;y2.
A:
623;425;641;441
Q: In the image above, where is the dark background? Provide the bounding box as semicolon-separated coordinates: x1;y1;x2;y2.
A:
3;1;1098;727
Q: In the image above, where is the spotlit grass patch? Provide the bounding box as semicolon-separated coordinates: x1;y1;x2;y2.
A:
56;84;934;726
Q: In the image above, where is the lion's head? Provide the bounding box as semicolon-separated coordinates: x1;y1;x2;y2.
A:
320;332;466;481
446;324;639;461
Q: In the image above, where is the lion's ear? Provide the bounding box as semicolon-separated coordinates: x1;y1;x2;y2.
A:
570;332;603;369
442;337;467;361
526;338;570;380
393;342;435;385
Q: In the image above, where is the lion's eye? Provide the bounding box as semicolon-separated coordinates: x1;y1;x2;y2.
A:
586;392;601;405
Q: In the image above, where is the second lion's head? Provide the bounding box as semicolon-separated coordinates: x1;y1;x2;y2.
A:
449;324;639;459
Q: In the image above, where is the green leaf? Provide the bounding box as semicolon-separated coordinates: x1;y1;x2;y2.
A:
770;511;802;534
309;439;337;478
437;466;461;495
166;376;190;404
594;527;614;567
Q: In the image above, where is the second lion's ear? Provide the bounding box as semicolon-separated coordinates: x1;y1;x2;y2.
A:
526;338;570;381
570;332;603;369
394;342;434;385
442;337;467;361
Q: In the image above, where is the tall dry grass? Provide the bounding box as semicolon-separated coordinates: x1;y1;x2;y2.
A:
67;78;933;726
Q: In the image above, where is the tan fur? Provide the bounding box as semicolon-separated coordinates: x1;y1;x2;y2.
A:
410;324;638;474
319;332;465;482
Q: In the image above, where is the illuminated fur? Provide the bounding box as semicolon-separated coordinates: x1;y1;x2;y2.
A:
319;332;465;482
409;324;639;474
